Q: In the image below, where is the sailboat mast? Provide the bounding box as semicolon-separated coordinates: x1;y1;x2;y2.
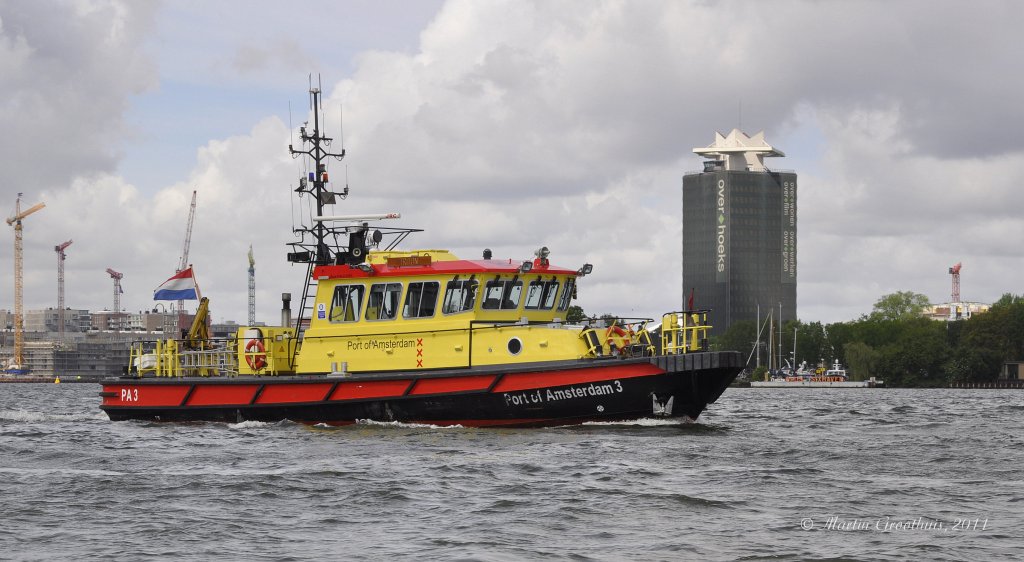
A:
755;304;760;369
778;302;783;373
792;326;797;374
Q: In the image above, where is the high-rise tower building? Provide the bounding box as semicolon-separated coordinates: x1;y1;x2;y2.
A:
682;129;796;337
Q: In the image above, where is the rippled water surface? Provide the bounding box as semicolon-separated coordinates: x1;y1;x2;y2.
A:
2;384;1022;561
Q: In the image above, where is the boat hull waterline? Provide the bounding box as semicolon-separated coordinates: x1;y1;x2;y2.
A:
101;354;741;427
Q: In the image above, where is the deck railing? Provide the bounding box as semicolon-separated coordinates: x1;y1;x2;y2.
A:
129;338;239;377
661;310;712;355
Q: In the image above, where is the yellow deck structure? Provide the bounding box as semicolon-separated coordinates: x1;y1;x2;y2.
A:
130;249;713;378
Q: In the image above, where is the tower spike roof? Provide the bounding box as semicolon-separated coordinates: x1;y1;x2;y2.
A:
694;129;785;172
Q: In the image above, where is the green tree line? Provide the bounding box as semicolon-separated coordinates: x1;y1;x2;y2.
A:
713;291;1024;387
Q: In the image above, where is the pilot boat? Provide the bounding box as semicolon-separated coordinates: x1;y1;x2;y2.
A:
99;86;743;427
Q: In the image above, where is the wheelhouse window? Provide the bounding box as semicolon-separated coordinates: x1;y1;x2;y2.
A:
557;277;576;311
481;277;523;310
329;284;364;323
442;278;478;315
403;281;439;319
525;278;560;310
366;283;402;321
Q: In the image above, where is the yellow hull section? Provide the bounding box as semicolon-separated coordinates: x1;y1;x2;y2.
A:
296;322;591;373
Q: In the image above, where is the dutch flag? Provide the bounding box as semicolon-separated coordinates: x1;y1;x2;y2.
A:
154;267;201;301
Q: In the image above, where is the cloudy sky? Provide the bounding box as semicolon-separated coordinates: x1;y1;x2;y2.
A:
2;0;1022;326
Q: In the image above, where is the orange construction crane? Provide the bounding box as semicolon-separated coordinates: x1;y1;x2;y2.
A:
5;194;46;372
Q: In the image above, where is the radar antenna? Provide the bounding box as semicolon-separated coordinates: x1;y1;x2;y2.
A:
288;82;347;265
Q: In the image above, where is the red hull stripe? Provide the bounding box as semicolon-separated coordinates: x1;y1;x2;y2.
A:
491;363;664;393
409;375;495;395
256;383;334;404
330;379;413;401
101;363;666;408
102;384;190;407
188;384;260;406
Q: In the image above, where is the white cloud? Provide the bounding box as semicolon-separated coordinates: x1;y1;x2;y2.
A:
4;0;1024;329
0;1;156;193
798;105;1024;320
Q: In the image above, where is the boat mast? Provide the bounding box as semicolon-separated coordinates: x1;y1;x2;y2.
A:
289;80;346;265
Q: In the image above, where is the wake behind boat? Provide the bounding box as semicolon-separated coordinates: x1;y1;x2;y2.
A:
98;85;743;427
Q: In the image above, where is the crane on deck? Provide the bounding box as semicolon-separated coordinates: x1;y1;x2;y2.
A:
106;268;124;330
248;245;256;325
5;194;46;373
178;191;197;275
176;191;197;334
55;239;73;343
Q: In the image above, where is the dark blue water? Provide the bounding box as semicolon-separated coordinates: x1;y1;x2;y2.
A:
2;384;1021;561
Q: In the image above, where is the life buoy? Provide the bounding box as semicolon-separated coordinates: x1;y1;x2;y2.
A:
245;338;267;370
605;325;631;349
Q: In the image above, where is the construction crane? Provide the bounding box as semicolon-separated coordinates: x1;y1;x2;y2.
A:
248;244;256;325
949;262;962;303
176;191;197;334
5;194;46;372
106;268;124;331
55;239;73;342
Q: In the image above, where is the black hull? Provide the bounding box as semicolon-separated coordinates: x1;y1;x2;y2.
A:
101;353;742;428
